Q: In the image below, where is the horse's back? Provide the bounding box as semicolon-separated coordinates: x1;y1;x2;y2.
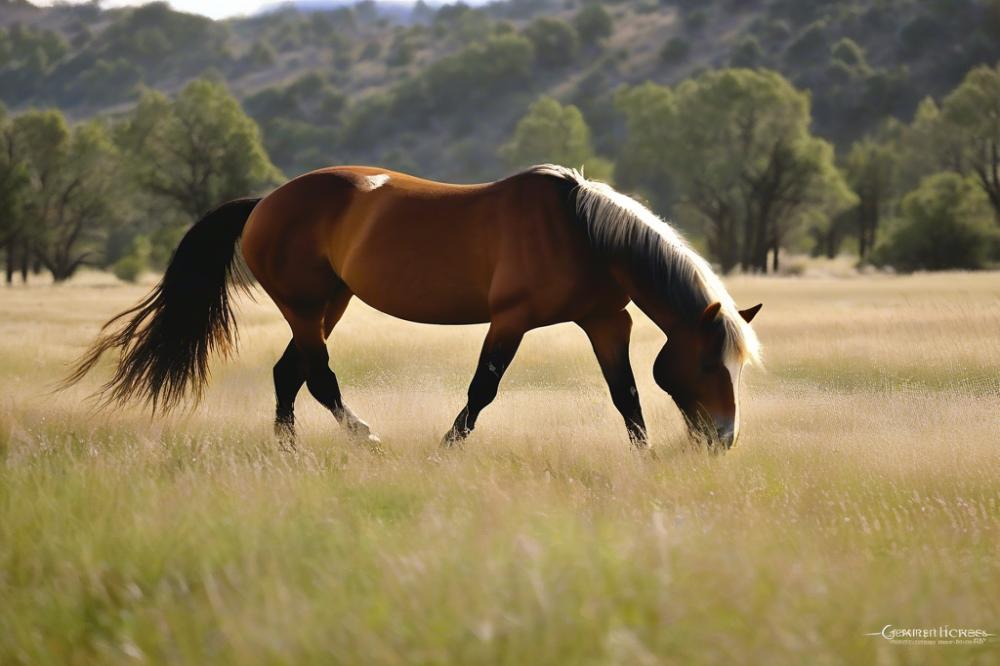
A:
242;166;623;326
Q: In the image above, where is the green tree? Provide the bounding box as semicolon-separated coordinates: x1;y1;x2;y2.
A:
875;173;997;271
844;139;898;262
830;37;867;70
659;36;690;64
117;79;280;222
10;112;124;281
613;82;676;210
501;97;610;178
523;17;579;68
574;4;613;44
937;64;1000;223
730;36;763;68
616;70;854;273
0;106;30;284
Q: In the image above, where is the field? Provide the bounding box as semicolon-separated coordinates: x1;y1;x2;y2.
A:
1;269;998;665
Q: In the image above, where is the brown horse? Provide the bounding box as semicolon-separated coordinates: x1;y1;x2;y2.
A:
68;165;761;449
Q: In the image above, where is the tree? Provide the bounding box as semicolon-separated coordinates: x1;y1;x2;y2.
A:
14;113;126;281
0;106;29;284
938;64;1000;223
5;111;124;281
116;79;280;222
844;139;898;262
574;4;613;44
613;82;676;211
874;172;997;271
500;97;610;178
660;37;690;64
616;70;855;273
523;17;579;68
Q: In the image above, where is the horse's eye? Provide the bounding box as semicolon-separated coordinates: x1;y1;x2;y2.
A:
701;360;721;374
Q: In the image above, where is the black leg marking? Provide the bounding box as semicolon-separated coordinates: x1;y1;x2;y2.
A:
579;311;648;448
273;340;305;447
443;327;523;446
303;347;380;444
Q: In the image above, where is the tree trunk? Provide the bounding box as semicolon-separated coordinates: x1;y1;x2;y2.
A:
20;237;28;283
857;206;868;262
5;239;13;285
771;239;780;273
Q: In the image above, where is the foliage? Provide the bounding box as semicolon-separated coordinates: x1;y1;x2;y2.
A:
936;63;1000;223
0;106;30;283
617;69;854;273
613;82;676;209
7;112;125;281
830;37;867;69
874;172;997;271
116;79;280;221
523;17;579;69
244;73;344;174
730;37;763;68
500;97;610;179
113;235;151;283
843;139;898;262
574;4;614;44
659;36;690;64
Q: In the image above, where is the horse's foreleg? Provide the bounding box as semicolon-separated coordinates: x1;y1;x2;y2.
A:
578;310;648;448
443;323;524;446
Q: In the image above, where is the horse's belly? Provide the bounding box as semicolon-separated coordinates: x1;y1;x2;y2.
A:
338;261;492;325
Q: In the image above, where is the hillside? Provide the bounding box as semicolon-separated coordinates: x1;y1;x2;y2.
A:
2;0;1000;182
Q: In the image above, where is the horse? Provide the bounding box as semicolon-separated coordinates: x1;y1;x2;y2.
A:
67;164;762;450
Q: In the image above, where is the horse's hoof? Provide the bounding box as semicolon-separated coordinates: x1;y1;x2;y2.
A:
441;430;467;449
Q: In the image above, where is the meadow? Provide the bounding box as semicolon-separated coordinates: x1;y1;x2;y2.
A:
1;268;998;665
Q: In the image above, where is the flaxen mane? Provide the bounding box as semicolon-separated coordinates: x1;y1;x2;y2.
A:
530;164;761;365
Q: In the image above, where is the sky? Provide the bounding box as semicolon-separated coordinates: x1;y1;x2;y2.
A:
33;0;484;20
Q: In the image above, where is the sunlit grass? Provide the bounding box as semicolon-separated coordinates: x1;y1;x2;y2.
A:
1;270;998;665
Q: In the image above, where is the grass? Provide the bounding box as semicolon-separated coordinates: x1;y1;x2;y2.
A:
1;270;998;665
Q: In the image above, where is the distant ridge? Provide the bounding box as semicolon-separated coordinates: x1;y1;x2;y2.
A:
256;0;469;22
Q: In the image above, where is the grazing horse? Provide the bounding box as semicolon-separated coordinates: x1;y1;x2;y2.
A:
67;165;761;449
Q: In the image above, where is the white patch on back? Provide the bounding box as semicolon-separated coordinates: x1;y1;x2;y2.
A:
360;173;390;191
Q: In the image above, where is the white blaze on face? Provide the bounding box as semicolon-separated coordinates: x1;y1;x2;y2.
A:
724;356;743;443
360;173;391;191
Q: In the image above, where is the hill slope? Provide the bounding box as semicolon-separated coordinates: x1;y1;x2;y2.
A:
3;0;999;181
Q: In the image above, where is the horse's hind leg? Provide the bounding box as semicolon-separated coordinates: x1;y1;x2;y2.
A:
274;290;376;446
282;297;380;446
273;340;303;446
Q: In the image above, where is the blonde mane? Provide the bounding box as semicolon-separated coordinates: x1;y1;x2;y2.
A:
529;164;761;366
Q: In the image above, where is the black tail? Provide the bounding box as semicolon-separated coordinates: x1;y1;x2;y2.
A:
65;198;261;411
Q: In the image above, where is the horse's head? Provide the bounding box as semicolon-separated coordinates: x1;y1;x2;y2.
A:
653;302;762;449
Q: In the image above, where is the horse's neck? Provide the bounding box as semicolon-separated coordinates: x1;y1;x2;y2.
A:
609;262;681;335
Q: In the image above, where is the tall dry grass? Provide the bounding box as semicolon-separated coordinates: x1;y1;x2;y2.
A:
1;270;998;665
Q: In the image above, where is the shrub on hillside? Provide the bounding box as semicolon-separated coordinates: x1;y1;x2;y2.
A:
574;4;613;44
660;37;690;64
523;17;579;68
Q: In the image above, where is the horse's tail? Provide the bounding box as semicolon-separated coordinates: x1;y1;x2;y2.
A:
64;197;261;411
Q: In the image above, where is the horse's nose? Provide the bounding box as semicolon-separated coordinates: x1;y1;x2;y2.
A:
715;421;736;449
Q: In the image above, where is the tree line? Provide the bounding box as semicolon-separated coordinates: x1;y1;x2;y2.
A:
505;64;1000;273
2;62;1000;285
1;80;279;284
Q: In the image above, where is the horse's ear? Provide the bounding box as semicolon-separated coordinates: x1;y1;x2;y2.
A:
739;303;763;323
700;302;722;328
